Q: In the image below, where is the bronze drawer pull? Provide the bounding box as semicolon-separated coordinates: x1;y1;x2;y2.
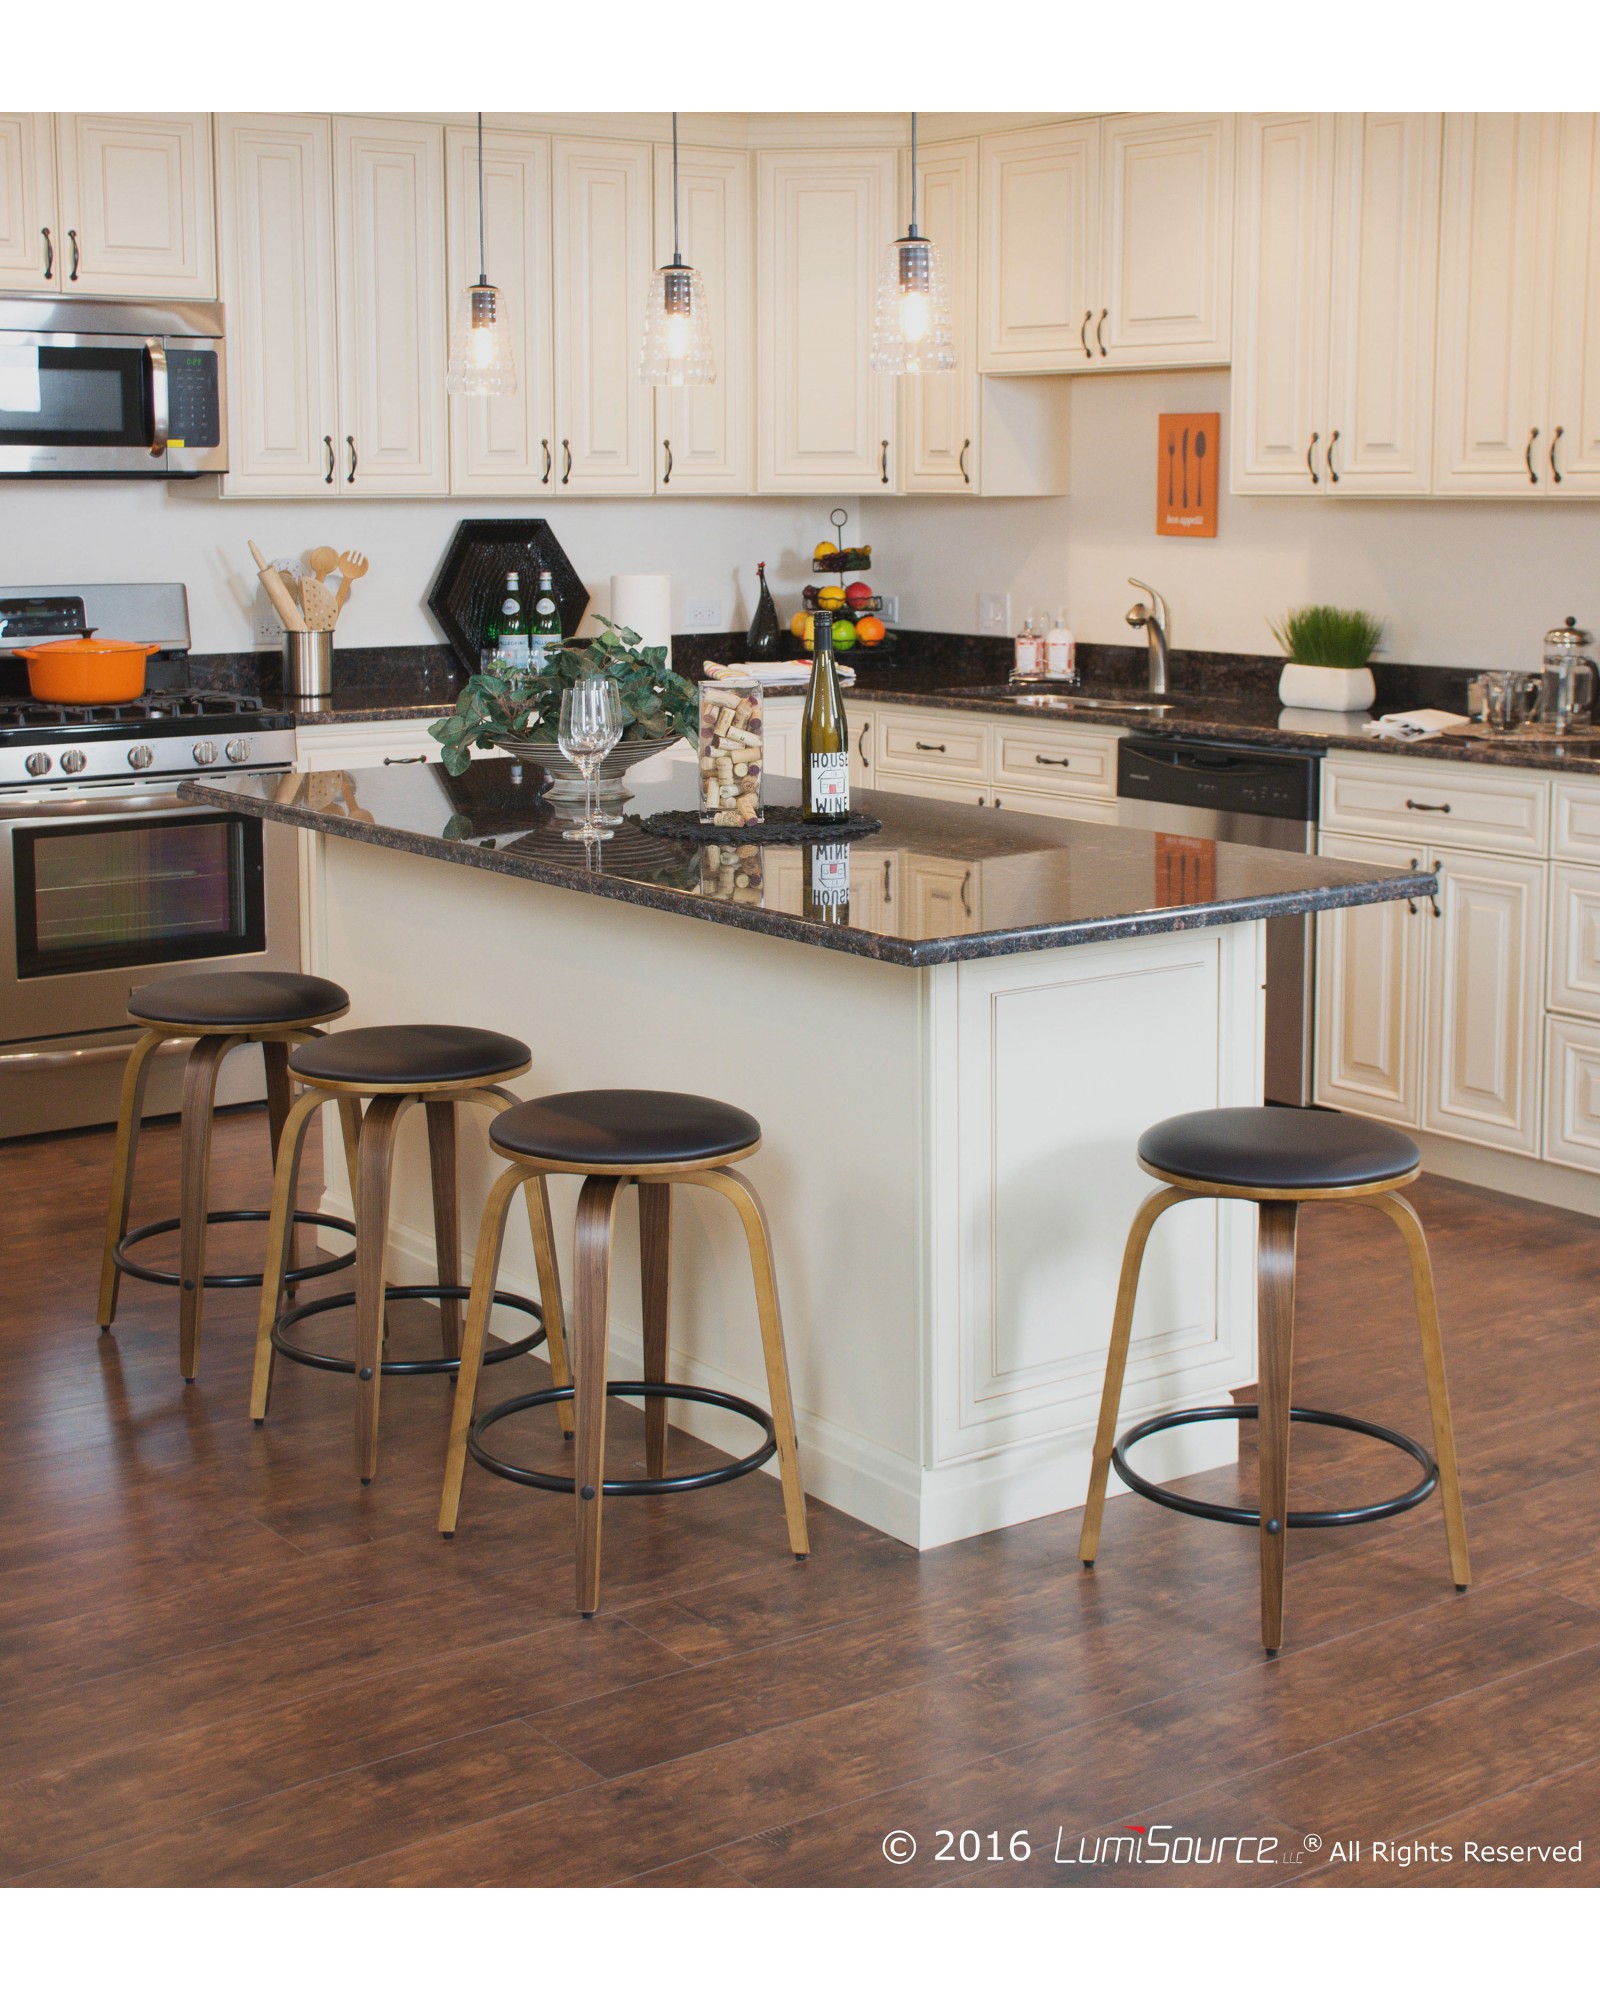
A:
383;755;427;766
1034;753;1071;767
1405;799;1451;813
914;740;947;753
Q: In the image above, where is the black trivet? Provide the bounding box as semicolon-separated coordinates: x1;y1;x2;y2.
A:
640;805;883;844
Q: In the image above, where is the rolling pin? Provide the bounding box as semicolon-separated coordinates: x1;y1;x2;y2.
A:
249;539;307;632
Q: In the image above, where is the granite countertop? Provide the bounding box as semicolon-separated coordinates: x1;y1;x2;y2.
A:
181;755;1432;969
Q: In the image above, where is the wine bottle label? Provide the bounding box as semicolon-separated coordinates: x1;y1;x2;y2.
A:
810;843;851;906
807;753;850;814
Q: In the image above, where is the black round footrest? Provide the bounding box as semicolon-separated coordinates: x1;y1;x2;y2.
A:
469;1380;777;1498
1112;1404;1438;1529
114;1209;358;1290
270;1285;543;1376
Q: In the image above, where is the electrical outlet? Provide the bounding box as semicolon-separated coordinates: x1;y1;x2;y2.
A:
978;592;1011;634
879;594;900;623
254;599;281;644
684;595;722;630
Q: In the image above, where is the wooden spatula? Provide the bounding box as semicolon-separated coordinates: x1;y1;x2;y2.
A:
300;577;340;630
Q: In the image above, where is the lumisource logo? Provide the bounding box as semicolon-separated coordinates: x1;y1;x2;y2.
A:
1054;1823;1317;1868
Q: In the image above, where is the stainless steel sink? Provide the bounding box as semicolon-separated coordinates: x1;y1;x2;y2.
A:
941;687;1183;716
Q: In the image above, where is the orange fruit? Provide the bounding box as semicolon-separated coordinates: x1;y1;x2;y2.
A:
789;611;809;640
855;615;886;646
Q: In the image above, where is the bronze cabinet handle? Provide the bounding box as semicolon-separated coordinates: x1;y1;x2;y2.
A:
323;435;335;484
882;856;891;896
1095;308;1108;358
1526;427;1540;484
346;435;357;484
1405;798;1451;813
383;755;427;766
914;740;947;752
1034;753;1072;766
562;439;572;484
68;228;79;281
881;439;890;484
856;719;870;760
540;438;552;485
959;437;971;485
1306;432;1321;485
40;226;52;279
1079;309;1093;360
1326;429;1341;484
662;439;673;485
960;870;973;913
1550;425;1564;484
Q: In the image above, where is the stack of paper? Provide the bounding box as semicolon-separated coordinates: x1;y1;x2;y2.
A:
1361;709;1471;740
703;660;857;687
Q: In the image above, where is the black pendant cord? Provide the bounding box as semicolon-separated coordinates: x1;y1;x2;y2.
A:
475;111;488;287
908;111;920;240
671;111;683;270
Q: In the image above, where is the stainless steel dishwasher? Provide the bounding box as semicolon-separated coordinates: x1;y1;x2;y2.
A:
1117;734;1322;1106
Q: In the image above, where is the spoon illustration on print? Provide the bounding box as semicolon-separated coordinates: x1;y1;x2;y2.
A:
1193;429;1207;509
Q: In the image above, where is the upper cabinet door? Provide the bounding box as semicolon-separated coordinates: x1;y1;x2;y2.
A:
902;137;979;494
551;136;654;496
755;148;898;493
979;122;1099;372
333;118;448;496
217;116;339;498
446;126;555;497
1101;114;1234;367
1548;114;1600;495
0;115;58;289
55;115;215;299
1231;114;1334;494
652;143;751;495
1325;113;1442;496
1434;114;1558;494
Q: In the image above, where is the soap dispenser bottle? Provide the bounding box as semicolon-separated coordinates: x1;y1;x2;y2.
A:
1014;609;1041;681
1045;607;1075;681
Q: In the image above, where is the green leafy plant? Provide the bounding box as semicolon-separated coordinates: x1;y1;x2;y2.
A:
1269;605;1385;670
429;617;698;777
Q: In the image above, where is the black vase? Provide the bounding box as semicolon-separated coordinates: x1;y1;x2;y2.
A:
747;561;782;660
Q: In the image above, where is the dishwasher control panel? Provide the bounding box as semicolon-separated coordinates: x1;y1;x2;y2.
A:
1116;736;1319;823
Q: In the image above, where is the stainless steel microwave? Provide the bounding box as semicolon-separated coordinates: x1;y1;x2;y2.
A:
0;296;227;478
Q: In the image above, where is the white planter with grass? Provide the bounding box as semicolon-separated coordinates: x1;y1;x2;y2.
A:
1271;606;1384;715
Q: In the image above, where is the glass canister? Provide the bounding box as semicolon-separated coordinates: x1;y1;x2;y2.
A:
698;677;764;826
1539;617;1597;733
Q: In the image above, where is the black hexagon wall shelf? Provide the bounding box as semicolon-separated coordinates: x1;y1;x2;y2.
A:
426;519;589;672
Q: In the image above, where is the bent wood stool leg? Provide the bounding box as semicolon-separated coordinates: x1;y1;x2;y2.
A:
523;1174;573;1439
572;1174;627;1617
425;1099;462;1358
97;1028;169;1331
1078;1184;1195;1566
438;1161;530;1536
178;1033;244;1383
1362;1190;1472;1589
354;1094;411;1483
688;1167;810;1560
261;1037;299;1287
250;1087;336;1421
639;1180;672;1480
1256;1199;1300;1656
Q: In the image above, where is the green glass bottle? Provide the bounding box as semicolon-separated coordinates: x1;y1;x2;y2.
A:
801;609;850;824
530;567;562;673
803;840;851;925
494;569;530;682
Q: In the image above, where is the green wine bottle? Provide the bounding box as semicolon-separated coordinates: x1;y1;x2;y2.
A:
530;567;562;673
495;570;530;682
801;609;850;823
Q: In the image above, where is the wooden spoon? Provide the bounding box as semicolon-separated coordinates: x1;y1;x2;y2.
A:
307;546;341;590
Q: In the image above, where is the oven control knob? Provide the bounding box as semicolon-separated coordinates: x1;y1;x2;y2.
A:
192;740;219;766
127;744;154;770
60;748;87;774
24;750;52;777
225;737;252;764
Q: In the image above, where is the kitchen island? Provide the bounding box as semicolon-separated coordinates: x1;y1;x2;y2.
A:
184;753;1431;1547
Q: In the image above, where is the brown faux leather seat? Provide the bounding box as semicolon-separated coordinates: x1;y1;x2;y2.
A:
1138;1106;1421;1192
490;1089;761;1169
128;970;349;1028
290;1024;531;1087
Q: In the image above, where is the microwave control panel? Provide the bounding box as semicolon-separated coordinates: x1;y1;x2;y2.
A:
164;348;221;451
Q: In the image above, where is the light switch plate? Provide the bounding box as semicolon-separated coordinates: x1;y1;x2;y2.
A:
684;596;722;630
879;594;900;623
979;592;1010;634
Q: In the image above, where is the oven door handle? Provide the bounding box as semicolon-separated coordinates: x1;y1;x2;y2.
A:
0;1034;188;1073
146;339;169;459
0;789;219;821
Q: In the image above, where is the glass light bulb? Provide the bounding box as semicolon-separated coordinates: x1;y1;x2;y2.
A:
665;310;692;360
640;262;715;387
870;234;957;376
447;283;517;397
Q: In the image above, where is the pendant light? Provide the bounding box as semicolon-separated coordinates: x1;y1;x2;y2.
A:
447;113;517;397
870;113;956;376
640;114;715;387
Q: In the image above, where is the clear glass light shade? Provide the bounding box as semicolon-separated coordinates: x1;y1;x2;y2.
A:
447;283;517;397
639;262;716;387
870;235;956;375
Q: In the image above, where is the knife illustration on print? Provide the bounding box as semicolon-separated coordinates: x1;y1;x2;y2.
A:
1181;426;1190;509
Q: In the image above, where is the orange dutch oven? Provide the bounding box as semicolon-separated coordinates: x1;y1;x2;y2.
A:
11;637;161;704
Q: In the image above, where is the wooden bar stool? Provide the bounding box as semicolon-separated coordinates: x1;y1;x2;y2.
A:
438;1089;810;1617
97;970;359;1382
1078;1107;1471;1655
250;1023;562;1483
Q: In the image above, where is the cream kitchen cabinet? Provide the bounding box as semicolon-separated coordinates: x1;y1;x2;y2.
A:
0;113;215;298
1315;831;1428;1127
445;126;554;497
980;115;1232;374
551;136;654;495
900;137;1070;496
219;114;447;498
867;703;1122;824
1434;113;1600;496
294;718;451;772
1232;113;1441;496
652;143;751;494
756;148;899;493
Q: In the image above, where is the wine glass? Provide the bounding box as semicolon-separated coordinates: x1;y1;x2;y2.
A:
558;677;623;841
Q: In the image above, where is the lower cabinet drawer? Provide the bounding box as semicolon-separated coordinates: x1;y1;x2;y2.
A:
1544;1015;1600;1171
992;790;1118;824
1321;753;1549;856
991;721;1118;798
1548;863;1600;1018
1553;777;1600;863
874;710;988;780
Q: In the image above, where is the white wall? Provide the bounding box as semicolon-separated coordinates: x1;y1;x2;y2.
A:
0;484;846;656
878;370;1600;672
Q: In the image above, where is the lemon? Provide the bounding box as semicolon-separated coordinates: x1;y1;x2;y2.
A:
817;585;845;610
813;540;838;561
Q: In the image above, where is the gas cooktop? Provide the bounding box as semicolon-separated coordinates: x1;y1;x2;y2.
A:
0;688;291;738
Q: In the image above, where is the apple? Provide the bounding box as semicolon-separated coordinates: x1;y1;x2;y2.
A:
844;581;873;612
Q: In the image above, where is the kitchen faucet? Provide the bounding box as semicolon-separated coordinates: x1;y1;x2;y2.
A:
1126;579;1171;695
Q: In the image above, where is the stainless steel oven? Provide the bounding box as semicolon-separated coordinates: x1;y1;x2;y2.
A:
0;297;226;479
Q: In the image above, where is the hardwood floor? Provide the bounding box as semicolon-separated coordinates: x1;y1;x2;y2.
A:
2;1106;1597;1888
